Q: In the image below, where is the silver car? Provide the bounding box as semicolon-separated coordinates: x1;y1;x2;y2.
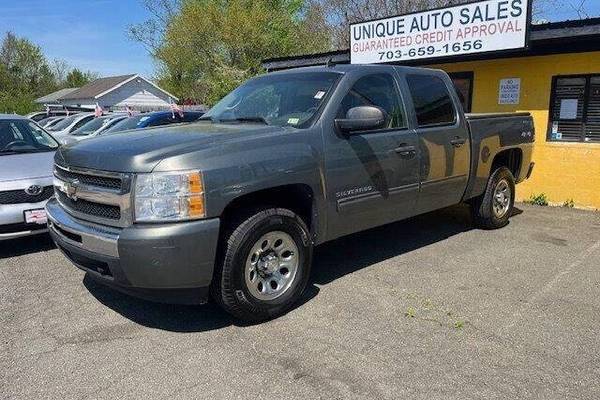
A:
0;115;58;240
62;113;128;144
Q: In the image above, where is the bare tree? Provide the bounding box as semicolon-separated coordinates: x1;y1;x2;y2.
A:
569;0;590;18
319;0;472;48
318;0;586;49
128;0;181;55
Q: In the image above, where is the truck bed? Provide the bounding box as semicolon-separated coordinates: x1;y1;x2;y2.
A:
463;111;535;202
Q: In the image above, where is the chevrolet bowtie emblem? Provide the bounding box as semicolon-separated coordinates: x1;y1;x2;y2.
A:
65;179;79;200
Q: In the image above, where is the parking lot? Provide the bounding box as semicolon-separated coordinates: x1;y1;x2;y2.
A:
1;203;599;399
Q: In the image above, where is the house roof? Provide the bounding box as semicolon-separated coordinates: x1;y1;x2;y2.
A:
263;17;600;71
35;88;79;104
58;74;178;102
59;74;136;100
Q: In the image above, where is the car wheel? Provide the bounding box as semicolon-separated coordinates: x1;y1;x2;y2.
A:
471;167;515;229
212;208;312;322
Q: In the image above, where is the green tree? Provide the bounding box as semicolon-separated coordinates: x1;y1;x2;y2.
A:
132;0;332;105
0;32;56;113
0;32;98;114
65;68;97;87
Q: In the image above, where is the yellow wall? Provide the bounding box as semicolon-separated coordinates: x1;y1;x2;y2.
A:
428;52;600;209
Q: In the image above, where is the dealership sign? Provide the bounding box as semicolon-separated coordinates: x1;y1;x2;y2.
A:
350;0;531;64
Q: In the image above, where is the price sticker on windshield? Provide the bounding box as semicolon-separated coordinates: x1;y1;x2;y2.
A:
314;91;326;100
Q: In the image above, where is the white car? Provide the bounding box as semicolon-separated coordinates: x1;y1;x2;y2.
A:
0;114;59;240
37;116;66;128
46;113;95;143
62;114;128;144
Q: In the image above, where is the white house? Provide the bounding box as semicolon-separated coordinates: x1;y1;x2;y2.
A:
57;74;178;112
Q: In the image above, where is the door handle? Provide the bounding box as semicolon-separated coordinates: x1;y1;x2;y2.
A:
450;137;466;147
394;144;416;158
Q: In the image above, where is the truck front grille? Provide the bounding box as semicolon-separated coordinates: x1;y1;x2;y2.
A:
54;167;122;190
56;191;121;220
0;186;54;204
53;164;131;227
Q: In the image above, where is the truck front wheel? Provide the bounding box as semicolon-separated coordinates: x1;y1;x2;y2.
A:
471;167;515;229
212;208;312;322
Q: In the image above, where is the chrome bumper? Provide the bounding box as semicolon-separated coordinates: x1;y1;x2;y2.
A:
0;228;48;241
45;199;120;257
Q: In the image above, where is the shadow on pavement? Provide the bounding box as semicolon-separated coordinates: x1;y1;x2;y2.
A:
83;203;521;332
84;274;320;332
311;204;476;284
0;233;55;259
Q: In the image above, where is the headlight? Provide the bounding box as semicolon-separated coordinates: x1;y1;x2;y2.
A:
133;171;205;222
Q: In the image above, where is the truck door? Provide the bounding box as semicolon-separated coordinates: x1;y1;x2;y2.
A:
403;72;471;214
323;71;420;239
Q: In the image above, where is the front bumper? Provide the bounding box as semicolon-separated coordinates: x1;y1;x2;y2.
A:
0;200;50;241
46;199;220;304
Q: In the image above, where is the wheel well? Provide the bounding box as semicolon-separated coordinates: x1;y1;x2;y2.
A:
220;184;314;231
491;148;522;179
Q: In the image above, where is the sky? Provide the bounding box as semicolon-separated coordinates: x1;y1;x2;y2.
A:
0;0;599;79
0;0;156;77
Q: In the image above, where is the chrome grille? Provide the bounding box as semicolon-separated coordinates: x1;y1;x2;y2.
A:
0;186;54;204
53;164;132;227
54;166;122;190
56;191;121;220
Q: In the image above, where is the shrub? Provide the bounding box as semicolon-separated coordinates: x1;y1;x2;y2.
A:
563;199;575;208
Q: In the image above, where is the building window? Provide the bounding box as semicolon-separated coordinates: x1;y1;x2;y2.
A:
448;72;473;113
548;74;600;143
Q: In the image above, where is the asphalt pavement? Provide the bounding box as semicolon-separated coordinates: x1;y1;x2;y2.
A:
1;203;599;400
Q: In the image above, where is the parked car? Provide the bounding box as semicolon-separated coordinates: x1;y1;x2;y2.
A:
62;114;128;144
37;116;66;128
46;65;535;321
46;113;95;143
26;110;72;122
0;114;59;240
102;111;204;134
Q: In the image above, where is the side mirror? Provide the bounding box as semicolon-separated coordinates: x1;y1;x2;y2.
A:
335;106;388;134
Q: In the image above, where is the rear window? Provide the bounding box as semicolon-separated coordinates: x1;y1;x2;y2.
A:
406;75;456;127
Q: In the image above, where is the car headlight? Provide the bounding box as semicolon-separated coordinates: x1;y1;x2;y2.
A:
133;171;205;222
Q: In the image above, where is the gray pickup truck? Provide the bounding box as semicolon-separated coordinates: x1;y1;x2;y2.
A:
46;64;534;321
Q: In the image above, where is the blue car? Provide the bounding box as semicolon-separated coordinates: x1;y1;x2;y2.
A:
103;111;204;134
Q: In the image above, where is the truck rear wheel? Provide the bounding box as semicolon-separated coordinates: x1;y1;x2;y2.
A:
471;167;515;229
212;208;312;322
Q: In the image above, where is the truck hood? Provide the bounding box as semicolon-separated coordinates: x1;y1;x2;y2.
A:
0;151;55;182
55;122;287;173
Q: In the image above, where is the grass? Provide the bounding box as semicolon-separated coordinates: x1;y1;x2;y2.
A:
527;193;549;206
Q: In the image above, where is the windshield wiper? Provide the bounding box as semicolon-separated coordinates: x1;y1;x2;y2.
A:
219;117;270;125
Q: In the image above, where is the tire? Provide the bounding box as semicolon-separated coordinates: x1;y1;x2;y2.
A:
211;208;313;322
471;167;515;229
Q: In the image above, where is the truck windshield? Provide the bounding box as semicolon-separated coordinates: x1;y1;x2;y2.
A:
202;72;341;128
0;119;59;154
